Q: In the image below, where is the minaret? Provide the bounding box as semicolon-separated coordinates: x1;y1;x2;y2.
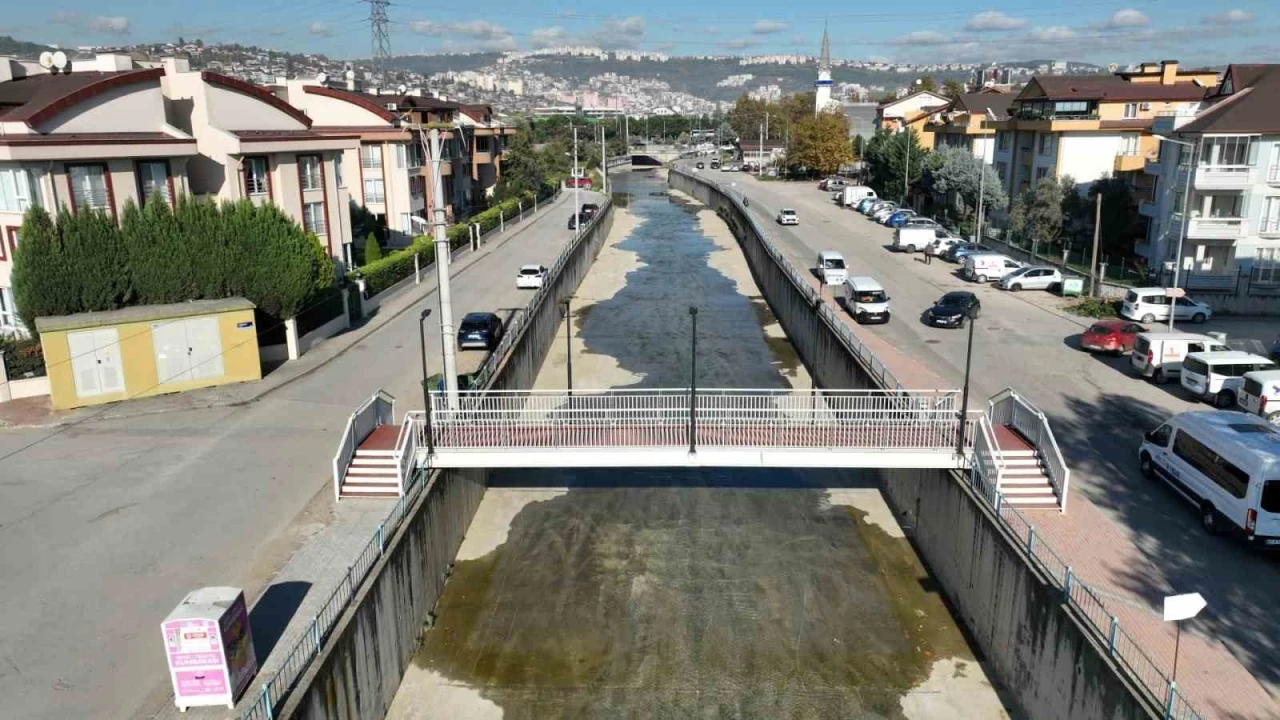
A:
814;23;833;114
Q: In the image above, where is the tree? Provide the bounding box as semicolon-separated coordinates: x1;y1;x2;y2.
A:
788;110;854;176
925;146;1008;220
942;79;965;99
851;134;865;160
727;95;769;142
10;207;64;331
918;76;937;93
494;128;546;202
863;128;926;202
1088;176;1141;259
1011;176;1065;251
363;233;383;265
122;196;190;305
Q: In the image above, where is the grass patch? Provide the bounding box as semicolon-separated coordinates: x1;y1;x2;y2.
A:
1063;296;1122;318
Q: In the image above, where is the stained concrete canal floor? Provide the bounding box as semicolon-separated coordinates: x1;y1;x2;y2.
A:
386;173;1015;719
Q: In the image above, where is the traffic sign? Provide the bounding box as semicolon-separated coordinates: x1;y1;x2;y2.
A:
1163;592;1207;622
1165;287;1186;298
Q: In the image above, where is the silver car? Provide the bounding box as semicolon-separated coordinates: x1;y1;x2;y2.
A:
997;265;1063;291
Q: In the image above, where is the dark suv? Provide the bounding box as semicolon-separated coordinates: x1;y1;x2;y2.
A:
580;203;600;217
567;211;592;230
457;312;504;351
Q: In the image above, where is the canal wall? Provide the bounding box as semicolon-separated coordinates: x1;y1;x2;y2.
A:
668;168;1159;720
277;203;616;720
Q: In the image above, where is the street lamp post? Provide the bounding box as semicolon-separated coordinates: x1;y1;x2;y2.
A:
573;126;580;238
561;298;573;394
417;309;436;458
1155;134;1201;332
957;307;977;456
688;306;698;455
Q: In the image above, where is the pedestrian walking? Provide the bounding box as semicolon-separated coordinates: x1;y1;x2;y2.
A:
923;243;934;265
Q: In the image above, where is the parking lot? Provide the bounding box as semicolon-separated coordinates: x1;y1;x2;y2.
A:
701;166;1280;710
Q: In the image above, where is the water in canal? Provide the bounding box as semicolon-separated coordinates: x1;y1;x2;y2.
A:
388;171;1012;719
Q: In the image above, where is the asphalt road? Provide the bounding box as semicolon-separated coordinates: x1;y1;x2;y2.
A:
0;189;596;720
696;166;1280;701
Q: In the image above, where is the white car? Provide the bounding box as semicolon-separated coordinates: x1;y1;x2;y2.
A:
1121;287;1214;324
997;266;1063;291
777;209;799;226
516;264;548;289
871;205;900;222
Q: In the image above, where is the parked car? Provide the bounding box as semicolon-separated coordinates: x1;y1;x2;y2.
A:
1180;351;1277;408
997;265;1063;291
1238;368;1280;425
893;226;953;253
902;217;940;229
566;176;591;188
865;200;894;217
816;250;848;285
729;164;741;172
871;204;901;222
855;197;879;214
1138;411;1280;541
1272;336;1280;363
843;276;891;324
710;160;721;169
1131;332;1230;384
963;253;1023;283
884;210;917;227
695;161;705;169
928;236;963;257
819;177;846;191
1081;319;1146;355
777;208;800;226
457;312;504;351
567;211;592;230
1120;287;1213;323
946;243;993;263
516;264;548;289
580;203;600;217
840;186;877;207
925;291;980;328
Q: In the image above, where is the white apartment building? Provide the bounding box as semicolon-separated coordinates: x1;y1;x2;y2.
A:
1143;64;1280;290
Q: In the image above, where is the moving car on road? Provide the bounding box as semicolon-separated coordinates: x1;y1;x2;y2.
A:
568;211;592;230
580;203;600;217
695;161;705;169
925;291;980;328
997;265;1063;291
777;208;800;226
566;176;591;188
843;276;891;324
1081;319;1146;355
964;253;1023;283
1180;351;1277;408
1138;410;1280;541
816;250;848;285
457;312;505;351
1238;368;1280;425
1121;287;1213;324
1131;332;1229;384
516;264;548;289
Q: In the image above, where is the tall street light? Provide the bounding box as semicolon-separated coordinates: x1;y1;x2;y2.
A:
957;307;977;457
688;306;698;455
560;297;574;394
1154;133;1201;332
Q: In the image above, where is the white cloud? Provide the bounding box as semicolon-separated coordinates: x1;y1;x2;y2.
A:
1028;25;1076;41
88;16;130;34
750;20;788;35
587;16;646;49
963;11;1026;32
1105;9;1150;28
1204;9;1254;24
704;25;719;35
720;38;758;50
307;21;332;38
408;19;516;51
897;30;950;44
530;26;567;49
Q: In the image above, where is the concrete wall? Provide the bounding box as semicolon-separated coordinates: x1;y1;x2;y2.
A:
281;468;487;720
878;468;1158;720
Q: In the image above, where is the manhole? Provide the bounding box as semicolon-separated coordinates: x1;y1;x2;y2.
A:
925;339;941;345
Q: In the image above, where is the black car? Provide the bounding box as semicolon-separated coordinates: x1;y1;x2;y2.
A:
695;161;705;169
710;160;720;169
457;312;504;350
580;203;600;217
925;292;981;328
567;211;591;230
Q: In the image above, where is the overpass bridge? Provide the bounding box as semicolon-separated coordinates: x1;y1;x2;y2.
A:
333;386;1068;510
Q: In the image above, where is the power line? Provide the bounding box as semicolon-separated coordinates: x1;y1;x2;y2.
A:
366;0;393;81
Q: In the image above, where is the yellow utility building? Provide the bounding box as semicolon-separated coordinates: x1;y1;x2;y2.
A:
37;298;262;410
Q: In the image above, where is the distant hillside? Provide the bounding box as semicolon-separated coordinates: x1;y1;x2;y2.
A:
0;35;55;59
389;53;504;77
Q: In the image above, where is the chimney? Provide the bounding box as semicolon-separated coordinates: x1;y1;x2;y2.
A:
0;56;16;83
1160;60;1179;85
95;53;134;72
1140;62;1159;74
162;57;190;76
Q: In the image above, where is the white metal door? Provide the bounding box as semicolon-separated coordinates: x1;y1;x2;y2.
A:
152;320;193;384
67;328;124;397
185;316;224;380
96;330;124;394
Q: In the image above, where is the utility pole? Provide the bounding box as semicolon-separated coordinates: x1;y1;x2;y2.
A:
902;129;912;206
599;123;608;194
975;158;986;244
758;122;764;177
426;128;458;408
1090;191;1102;297
572;125;580;238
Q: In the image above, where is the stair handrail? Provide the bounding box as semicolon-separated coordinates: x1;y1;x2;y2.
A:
392;413;419;496
972;415;1007;493
986;388;1070;513
332;389;397;502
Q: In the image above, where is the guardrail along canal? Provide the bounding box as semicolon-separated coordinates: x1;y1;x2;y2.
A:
386;171;1014;719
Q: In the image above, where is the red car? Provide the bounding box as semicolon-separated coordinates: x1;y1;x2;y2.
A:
566;176;591;188
1081;319;1146;355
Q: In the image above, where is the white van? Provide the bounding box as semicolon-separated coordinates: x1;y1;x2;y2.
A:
963;253;1023;283
840;186;877;207
1238;369;1280;424
1139;410;1280;542
1120;287;1213;323
843;276;890;324
816;250;848;285
893;226;953;253
1180;351;1277;408
1130;332;1229;384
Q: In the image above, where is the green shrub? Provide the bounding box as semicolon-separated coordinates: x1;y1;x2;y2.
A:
0;335;45;378
363;233;382;264
360;242;432;296
1064;296;1122;318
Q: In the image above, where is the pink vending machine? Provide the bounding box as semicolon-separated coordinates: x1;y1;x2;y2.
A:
161;587;258;712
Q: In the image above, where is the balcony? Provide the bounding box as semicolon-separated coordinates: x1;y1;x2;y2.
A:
1260;218;1280;238
1195;165;1252;190
1114;151;1153;173
1144;157;1162;175
1187;217;1246;240
1138;199;1158;218
1268;164;1280;186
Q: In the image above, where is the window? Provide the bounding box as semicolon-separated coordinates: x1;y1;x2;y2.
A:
1200;136;1257;166
335;154;346;188
996;162;1008;181
1120;134;1141;156
245;157;269;196
0;285;22;333
360;145;382;170
1035;167;1049;183
1172;430;1249;499
1037;134;1054;155
137;161;171;205
0;165;41;213
1256;248;1280;283
1262;481;1280;514
395;144;407;170
1173;190;1185;215
1260;198;1280;235
1123;103;1138;119
399;212;412;235
1148;424;1172;447
302;201;326;237
298;155;322;191
997;133;1009;152
475;136;491;153
1205;193;1243;218
363;178;385;205
407;142;425;168
68;164;110;212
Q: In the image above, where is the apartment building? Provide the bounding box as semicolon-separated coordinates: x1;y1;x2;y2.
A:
159;58;356;263
875;90;950;149
1143;64;1280;288
924;90;1014;163
990;61;1216;199
0;54;201;336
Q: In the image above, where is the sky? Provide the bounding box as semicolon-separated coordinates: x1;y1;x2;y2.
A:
4;0;1278;66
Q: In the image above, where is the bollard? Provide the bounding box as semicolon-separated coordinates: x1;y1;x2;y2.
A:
414;251;420;284
518;200;523;221
534;194;538;213
500;212;504;233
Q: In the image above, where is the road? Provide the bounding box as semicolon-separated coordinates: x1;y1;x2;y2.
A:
0;189;597;720
697;166;1280;705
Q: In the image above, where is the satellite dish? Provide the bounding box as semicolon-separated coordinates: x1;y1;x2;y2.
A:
397;84;407;94
52;51;68;71
1108;63;1119;73
38;51;55;70
316;71;328;84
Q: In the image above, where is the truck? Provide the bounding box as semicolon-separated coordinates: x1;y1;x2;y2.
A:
840;186;877;208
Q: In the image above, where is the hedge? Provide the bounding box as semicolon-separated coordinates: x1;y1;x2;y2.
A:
0;335;46;379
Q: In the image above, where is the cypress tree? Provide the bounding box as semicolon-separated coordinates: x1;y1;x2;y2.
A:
363;233;382;264
10;206;64;330
60;207;132;312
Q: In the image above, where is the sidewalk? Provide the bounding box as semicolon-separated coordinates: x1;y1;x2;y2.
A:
0;191;572;430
